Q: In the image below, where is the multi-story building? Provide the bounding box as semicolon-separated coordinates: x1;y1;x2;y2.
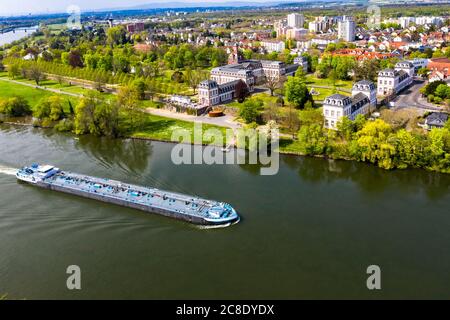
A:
287;13;305;28
126;22;145;33
286;28;308;40
323;80;376;129
261;40;286;53
338;17;356;42
377;61;414;96
198;80;243;107
308;16;334;33
407;58;429;73
198;45;301;107
260;60;287;80
210;65;256;90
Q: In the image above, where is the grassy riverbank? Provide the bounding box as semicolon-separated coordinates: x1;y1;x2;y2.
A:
0;78;227;145
0;77;80;112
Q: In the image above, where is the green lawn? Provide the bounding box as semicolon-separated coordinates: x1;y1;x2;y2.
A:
129;114;229;145
227;92;279;110
305;75;353;90
0;78;79;112
0;73;113;98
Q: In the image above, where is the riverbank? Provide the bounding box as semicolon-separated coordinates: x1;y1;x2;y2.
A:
2;117;449;174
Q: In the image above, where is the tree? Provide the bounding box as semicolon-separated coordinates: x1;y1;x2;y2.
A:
353;59;380;82
354;119;396;169
264;75;283;96
171;71;184;83
118;85;143;130
74;92;99;135
107;26;127;47
435;84;450;100
297;124;328;155
337;116;355;140
239;99;261;124
283;107;301;139
94;99;120;137
34;96;65;121
263;101;280;123
0;96;31;117
417;67;430;79
393;129;422;169
29;66;45;85
68;49;84;68
235;80;249;102
185;68;207;94
8;63;20;79
131;78;147;100
284;77;313;109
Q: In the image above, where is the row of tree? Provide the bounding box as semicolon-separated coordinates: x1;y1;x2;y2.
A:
297;115;450;173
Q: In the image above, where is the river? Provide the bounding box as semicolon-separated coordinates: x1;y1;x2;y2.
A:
0;26;38;47
0;124;449;299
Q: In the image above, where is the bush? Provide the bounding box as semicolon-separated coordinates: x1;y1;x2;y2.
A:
433;96;443;104
239;99;263;124
34;96;65;121
0;96;31;117
171;71;185;83
54;119;74;132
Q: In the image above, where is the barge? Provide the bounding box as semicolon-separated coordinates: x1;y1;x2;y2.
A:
16;164;240;226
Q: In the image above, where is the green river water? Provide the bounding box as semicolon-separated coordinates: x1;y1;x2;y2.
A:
0;124;449;299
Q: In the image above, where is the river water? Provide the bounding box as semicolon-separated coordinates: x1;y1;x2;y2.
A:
0;26;38;47
0;124;449;299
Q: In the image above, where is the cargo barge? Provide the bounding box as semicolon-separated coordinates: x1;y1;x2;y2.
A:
16;164;240;226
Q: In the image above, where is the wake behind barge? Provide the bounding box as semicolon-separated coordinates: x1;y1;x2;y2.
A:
16;164;239;226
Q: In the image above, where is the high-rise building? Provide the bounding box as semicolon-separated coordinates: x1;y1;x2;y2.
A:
287;13;305;28
338;17;356;42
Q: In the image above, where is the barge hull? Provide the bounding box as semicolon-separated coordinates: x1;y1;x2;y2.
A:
34;181;226;226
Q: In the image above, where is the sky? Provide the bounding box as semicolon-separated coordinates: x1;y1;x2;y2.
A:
0;0;290;16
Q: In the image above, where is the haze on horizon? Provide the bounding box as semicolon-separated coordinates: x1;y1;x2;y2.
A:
0;0;296;16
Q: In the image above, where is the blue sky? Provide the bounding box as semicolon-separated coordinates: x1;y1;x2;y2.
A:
0;0;291;16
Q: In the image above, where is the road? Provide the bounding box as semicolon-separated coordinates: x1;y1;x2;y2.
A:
391;79;443;112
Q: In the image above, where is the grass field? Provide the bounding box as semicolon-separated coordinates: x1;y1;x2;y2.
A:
0;78;79;112
0;76;228;145
0;72;114;98
131;114;228;145
305;75;353;90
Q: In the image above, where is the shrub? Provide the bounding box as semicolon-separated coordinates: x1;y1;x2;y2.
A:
0;96;31;117
54;119;74;132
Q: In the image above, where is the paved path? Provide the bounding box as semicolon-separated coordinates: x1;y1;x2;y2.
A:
0;77;83;98
145;107;242;130
391;80;443;112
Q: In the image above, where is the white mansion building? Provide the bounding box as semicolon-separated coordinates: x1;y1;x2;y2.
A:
377;61;415;96
199;45;301;107
323;80;377;130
